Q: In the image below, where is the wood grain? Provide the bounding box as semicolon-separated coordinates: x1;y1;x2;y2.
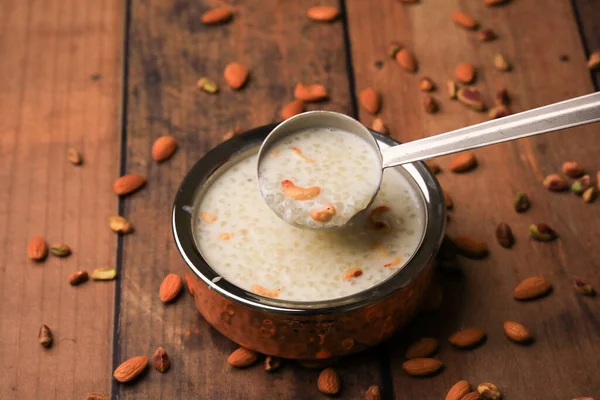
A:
0;0;124;399
116;1;382;398
345;0;600;399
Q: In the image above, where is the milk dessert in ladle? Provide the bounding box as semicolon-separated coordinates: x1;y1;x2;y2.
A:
258;93;600;229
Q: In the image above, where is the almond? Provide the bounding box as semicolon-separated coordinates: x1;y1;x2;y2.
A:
159;273;183;303
449;152;477;172
405;337;439;359
152;136;177;162
317;367;341;394
153;347;170;372
201;7;233;25
395;48;418;72
402;358;443;376
484;0;508;5
307;6;339;22
28;236;48;261
359;87;381;114
69;271;89;286
455;63;476;83
113;174;146;195
227;346;258;368
113;356;148;382
366;385;382;400
419;77;435;92
503;320;532;343
513;276;551;300
67;148;83;165
448;328;486;348
562;161;584;178
224;62;249;89
461;392;482;400
446;380;471;400
280;100;304;120
451;11;478;30
371;118;388;135
184;272;195;295
294;83;328;102
542;174;567;191
588;50;600;70
453;236;488;258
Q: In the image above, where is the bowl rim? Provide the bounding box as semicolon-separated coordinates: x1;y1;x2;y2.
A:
172;122;446;315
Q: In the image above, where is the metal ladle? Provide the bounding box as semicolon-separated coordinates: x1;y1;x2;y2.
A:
257;92;600;229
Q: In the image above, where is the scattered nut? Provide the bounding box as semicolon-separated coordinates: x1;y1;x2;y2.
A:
38;324;53;348
294;83;328;102
365;385;382;400
457;87;485;111
395;48;418;72
113;174;146;195
453;235;488;258
496;223;515;248
152;136;177;162
562;161;584;178
91;268;117;281
529;223;558;242
227;347;259;368
477;28;496;41
503;321;532;343
461;392;482;400
264;356;282;372
513;276;552;300
224;62;249;89
50;243;71;257
197;77;218;93
318;368;341;395
583;187;596;203
310;203;336;222
28;236;48;261
449;152;477;172
306;6;340;22
69;271;89;286
571;175;591;195
201;7;233;25
455;63;476;83
477;382;501;399
573;276;595;296
422;95;438;113
153;347;170;372
67;148;83;165
489;105;511;119
109;216;133;234
496;89;510;106
280;100;304;120
281;180;320;200
419;77;435;92
388;42;402;59
447;80;458;99
514;192;531;213
159;273;183;303
359;87;381;114
494;53;511;71
485;0;508;5
405;337;439;359
542;174;567;191
448;328;486;348
588;50;600;70
402;358;443;376
113;356;148;383
451;11;478;30
371;118;388;135
445;380;470;400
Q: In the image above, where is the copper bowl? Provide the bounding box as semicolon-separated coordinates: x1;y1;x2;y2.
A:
172;122;446;360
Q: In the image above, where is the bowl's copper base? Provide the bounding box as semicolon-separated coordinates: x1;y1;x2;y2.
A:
185;260;434;360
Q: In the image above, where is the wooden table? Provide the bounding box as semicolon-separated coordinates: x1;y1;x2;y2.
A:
1;1;599;399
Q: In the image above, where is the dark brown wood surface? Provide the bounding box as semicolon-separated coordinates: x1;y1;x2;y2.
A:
1;0;599;399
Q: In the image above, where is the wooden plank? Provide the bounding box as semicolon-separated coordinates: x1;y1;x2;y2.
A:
116;1;383;398
0;0;124;399
574;0;600;87
345;0;600;399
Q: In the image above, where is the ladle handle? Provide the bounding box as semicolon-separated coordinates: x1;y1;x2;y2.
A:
380;92;600;168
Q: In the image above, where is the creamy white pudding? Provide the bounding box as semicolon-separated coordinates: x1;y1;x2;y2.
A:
257;127;382;228
193;150;425;302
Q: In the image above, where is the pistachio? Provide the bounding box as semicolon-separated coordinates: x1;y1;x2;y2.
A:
477;382;501;399
489;105;510;119
422;95;438;113
109;216;133;234
91;267;117;281
264;356;282;372
152;347;171;372
477;28;496;42
38;324;53;348
419;77;435;92
50;243;71;257
496;223;515;248
583;187;596;203
529;223;557;242
495;88;510;106
67;148;83;165
542;174;567;191
571;175;591;195
514;192;531;213
562;161;584;178
573;276;595;296
197;77;218;93
457;87;485;111
494;53;511;71
447;80;458;99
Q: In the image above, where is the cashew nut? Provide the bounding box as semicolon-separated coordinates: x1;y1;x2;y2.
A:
281;180;321;200
343;268;363;280
291;147;314;163
218;232;233;241
384;257;403;268
251;284;281;298
310;203;336;222
201;212;218;224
